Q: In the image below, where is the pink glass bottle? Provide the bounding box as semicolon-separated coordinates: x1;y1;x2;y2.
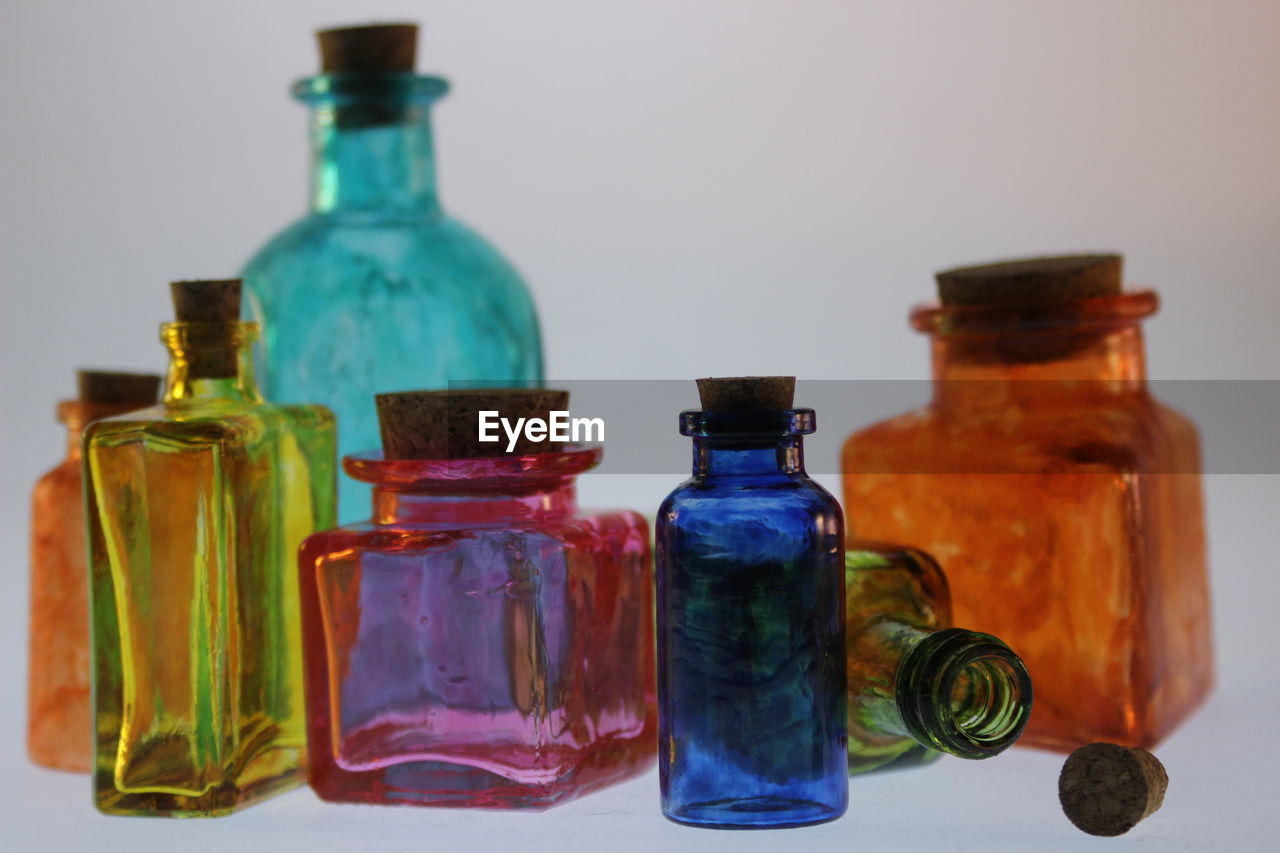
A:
298;390;655;808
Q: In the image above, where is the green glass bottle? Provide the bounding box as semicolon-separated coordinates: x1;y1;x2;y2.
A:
845;542;1032;774
85;279;336;816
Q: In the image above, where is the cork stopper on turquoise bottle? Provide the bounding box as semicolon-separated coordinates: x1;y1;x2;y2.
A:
318;23;418;73
314;23;422;128
375;389;570;459
169;279;243;379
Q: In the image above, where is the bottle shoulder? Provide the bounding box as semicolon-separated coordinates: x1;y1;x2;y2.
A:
659;475;842;522
844;394;1202;475
244;212;524;283
242;213;539;338
32;458;80;503
84;400;333;450
843;406;935;449
1149;397;1201;450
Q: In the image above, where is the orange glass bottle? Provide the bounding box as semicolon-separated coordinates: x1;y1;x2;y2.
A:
28;371;160;771
842;255;1212;751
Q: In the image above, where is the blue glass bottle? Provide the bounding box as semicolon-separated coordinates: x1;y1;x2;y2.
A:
242;24;543;521
656;378;847;829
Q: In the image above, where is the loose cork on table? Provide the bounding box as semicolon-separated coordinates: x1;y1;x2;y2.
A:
1059;742;1169;837
696;376;796;411
375;389;570;460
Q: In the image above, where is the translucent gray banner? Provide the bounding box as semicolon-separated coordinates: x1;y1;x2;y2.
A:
477;379;1280;476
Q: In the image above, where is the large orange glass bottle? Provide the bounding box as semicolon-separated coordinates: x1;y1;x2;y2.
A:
841;255;1212;751
28;371;160;771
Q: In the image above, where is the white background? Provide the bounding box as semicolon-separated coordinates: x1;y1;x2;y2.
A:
1;1;1278;850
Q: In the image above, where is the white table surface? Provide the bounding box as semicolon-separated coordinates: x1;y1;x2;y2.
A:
4;682;1275;853
4;474;1278;852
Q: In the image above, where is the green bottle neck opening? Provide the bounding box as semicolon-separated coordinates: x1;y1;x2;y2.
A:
895;627;1032;759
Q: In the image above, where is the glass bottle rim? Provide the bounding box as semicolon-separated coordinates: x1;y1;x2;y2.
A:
344;442;602;490
679;408;816;438
159;322;260;348
897;627;1033;759
910;289;1158;338
293;73;449;105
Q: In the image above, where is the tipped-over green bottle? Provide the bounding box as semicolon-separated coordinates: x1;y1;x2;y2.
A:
846;542;1032;775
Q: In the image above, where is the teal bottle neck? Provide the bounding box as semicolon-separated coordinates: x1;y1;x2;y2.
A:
296;74;448;217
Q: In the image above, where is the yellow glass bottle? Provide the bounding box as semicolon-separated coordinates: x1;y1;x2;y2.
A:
84;280;336;816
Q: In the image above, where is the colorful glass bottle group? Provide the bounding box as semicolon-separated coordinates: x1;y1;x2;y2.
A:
23;18;1212;836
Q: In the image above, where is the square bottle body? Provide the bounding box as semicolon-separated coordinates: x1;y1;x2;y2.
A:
85;401;336;815
843;394;1211;750
299;510;655;808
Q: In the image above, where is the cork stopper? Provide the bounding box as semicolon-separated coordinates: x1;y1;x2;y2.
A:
318;23;418;73
76;370;161;406
376;389;571;460
1059;743;1168;837
168;280;242;379
169;279;241;323
936;254;1123;307
696;377;795;411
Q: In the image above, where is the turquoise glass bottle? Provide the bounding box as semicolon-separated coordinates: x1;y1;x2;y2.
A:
243;23;543;521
